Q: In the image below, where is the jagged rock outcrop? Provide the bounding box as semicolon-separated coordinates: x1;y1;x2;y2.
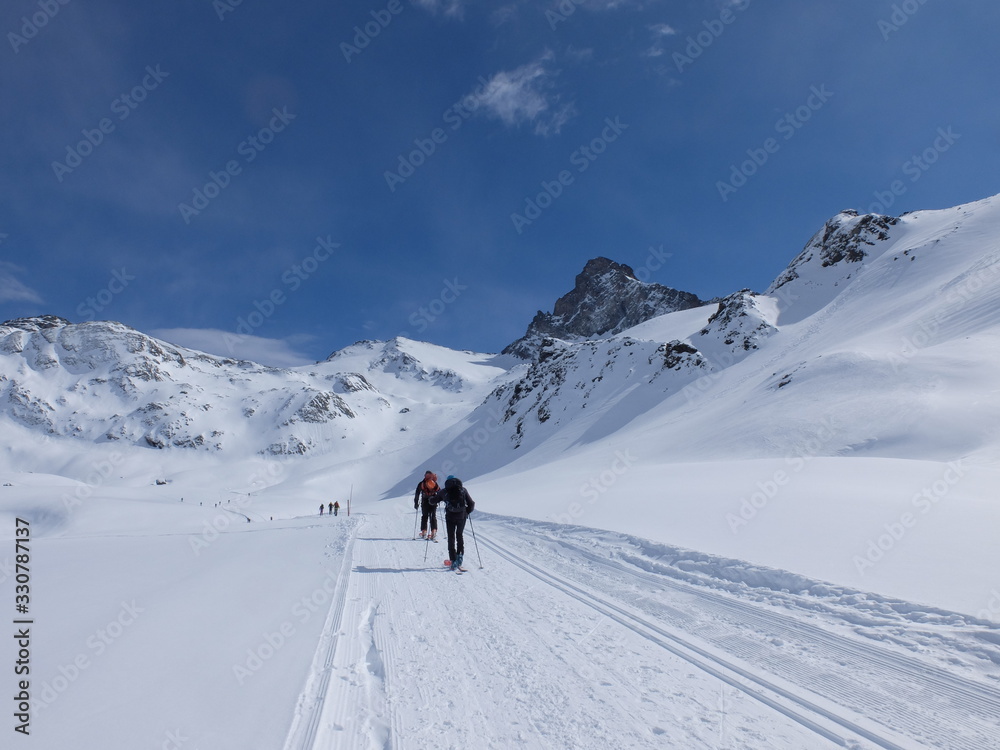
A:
698;290;777;358
768;210;898;293
487;333;710;450
504;257;704;359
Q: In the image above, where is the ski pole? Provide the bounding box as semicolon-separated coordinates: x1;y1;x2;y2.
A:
468;514;483;569
412;503;419;540
423;505;432;563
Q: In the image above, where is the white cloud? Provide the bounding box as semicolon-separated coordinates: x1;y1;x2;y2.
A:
0;262;43;304
150;328;316;368
649;22;677;37
473;54;576;136
645;21;678;58
412;0;466;18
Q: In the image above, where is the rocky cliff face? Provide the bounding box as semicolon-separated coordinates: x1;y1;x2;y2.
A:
768;210;899;293
503;257;704;359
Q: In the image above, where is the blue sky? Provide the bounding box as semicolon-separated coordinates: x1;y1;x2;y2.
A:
1;0;998;365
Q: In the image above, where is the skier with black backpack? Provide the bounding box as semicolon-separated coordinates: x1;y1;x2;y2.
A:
438;475;475;571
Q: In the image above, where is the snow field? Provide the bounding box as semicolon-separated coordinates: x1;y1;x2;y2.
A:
2;480;999;749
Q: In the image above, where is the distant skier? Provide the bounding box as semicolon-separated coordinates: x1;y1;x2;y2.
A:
328;501;334;515
413;470;440;540
439;475;475;570
319;504;324;516
333;501;340;517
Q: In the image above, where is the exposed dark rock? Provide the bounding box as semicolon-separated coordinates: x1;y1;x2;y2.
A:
769;211;898;292
504;257;703;359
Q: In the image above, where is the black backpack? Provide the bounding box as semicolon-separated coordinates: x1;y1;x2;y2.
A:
442;477;465;513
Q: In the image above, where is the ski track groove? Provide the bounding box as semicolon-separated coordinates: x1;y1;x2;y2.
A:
358;538;396;750
281;518;359;750
477;532;926;750
280;513;998;749
484;522;1000;750
548;535;1000;747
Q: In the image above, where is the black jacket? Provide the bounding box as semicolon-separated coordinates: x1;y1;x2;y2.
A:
438;485;475;516
414;480;439;510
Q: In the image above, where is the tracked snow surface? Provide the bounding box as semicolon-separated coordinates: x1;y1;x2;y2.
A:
3;196;1000;749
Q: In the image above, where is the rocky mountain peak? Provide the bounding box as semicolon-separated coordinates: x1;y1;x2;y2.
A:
503;256;704;359
767;210;899;293
1;315;71;332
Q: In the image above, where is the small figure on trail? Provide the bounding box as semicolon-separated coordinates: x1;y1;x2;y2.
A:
328;501;334;515
319;504;324;515
414;470;440;540
438;475;475;570
333;501;340;517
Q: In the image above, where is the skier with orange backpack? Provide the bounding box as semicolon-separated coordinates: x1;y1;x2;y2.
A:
413;470;440;540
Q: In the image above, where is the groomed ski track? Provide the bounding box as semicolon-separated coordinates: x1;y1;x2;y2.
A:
280;510;1000;750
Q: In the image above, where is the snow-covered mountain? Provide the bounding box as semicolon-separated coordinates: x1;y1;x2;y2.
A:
5;196;1000;479
1;196;999;533
0;318;510;464
5;196;1000;750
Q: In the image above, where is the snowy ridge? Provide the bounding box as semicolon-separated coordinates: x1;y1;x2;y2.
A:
0;322;509;458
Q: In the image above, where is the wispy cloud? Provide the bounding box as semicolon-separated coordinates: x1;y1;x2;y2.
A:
150;327;316;368
412;0;466;18
474;53;576;136
645;22;678;58
0;262;43;304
